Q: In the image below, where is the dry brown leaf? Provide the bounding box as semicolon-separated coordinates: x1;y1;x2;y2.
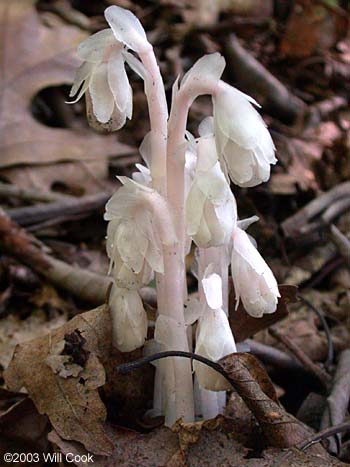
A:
4;304;113;455
262;307;329;363
229;284;297;343
0;1;132;192
219;352;318;449
0;309;67;370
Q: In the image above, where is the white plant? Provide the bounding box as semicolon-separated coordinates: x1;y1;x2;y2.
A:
69;5;279;426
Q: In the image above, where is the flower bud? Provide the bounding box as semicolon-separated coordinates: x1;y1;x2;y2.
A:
109;285;148;352
231;227;280;317
194;268;236;391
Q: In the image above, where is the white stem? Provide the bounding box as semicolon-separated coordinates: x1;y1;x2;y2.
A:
139;49;194;425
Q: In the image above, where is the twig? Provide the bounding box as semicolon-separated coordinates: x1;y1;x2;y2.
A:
224;34;306;125
300;197;350;236
272;421;350;466
328;224;350;267
298;295;334;369
6;192;111;227
284;243;337;286
281;181;350;238
247;339;305;373
320;349;350;454
269;327;332;392
0;182;72;203
299;421;350;452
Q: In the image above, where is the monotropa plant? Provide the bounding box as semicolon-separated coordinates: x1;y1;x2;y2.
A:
69;6;280;427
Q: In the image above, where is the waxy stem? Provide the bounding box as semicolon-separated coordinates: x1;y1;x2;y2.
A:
139;47;194;426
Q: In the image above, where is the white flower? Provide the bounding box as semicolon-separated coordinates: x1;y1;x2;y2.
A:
213;82;277;187
109;285;148;351
107;240;153;289
194;267;236;391
69;29;133;130
231;227;280;317
105;177;176;275
186;121;237;248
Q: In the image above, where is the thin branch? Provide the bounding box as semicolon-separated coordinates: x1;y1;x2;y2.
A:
0;182;72;203
269;327;332;392
6;192;111;227
298;295;334;369
328;224;350;267
299;421;350;452
281;182;350;238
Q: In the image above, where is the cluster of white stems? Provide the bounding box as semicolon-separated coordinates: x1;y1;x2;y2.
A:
69;6;280;427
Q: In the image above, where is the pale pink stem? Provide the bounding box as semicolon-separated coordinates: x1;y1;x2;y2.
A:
138;50;168;196
139;49;195;425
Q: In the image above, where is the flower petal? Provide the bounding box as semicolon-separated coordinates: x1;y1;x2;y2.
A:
202;271;223;310
89;62;114;123
107;48;132;113
77;29;115;63
69;61;95;99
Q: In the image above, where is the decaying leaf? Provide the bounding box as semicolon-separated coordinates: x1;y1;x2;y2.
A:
229;284;297;343
3;303;155;453
0;309;67;370
0;1;132;193
4;304;113;455
219;352;320;450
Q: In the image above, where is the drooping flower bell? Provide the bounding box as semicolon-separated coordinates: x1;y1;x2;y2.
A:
231;227;280;317
69;6;151;130
105;177;176;276
186;119;237;248
68;29;134;130
194;266;237;391
109;284;148;352
213;81;277;187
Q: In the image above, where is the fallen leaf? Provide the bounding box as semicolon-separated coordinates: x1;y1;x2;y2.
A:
219;352;318;449
4;304;113;455
0;1;132;193
0;309;67;370
229;284;297;343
